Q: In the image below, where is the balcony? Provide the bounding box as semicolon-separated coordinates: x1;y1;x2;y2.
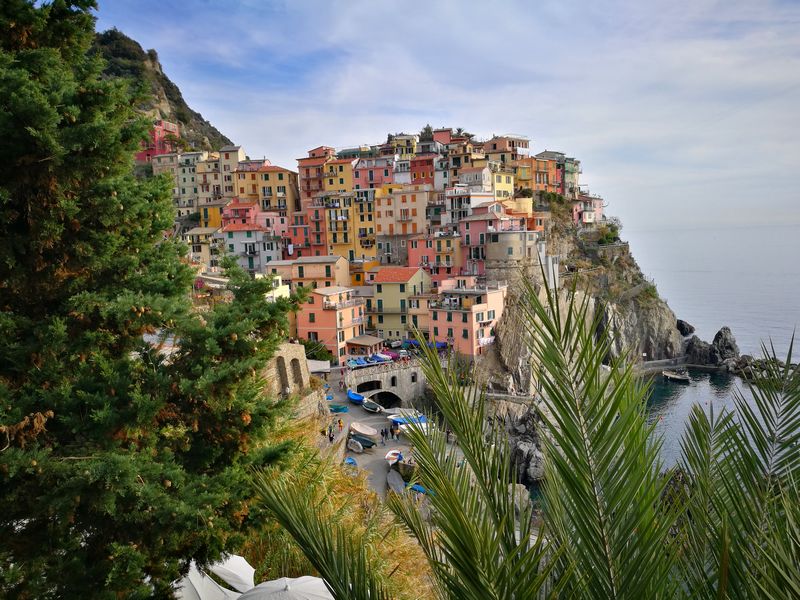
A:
323;298;364;310
398;215;413;222
310;213;324;221
339;315;365;326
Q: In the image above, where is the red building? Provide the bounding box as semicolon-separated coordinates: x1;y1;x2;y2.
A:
135;119;179;163
410;154;436;185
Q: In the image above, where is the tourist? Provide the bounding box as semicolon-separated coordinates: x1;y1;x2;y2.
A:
337;419;343;433
380;429;386;446
328;431;334;444
339;380;344;391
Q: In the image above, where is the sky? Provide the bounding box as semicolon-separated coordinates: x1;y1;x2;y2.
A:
95;0;800;232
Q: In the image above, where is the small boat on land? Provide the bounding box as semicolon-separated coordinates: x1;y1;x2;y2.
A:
347;438;364;454
387;470;406;494
350;433;376;449
663;370;691;383
344;457;358;467
329;403;349;413
362;399;383;413
347;389;365;405
385;449;403;465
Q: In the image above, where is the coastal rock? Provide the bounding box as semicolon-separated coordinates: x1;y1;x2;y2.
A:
599;297;683;361
712;326;740;361
686;327;741;366
676;319;695;337
507;408;546;485
508;483;533;517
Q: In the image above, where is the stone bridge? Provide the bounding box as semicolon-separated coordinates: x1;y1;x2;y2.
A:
344;360;428;408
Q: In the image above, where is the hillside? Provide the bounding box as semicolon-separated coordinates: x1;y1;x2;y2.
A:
92;28;232;151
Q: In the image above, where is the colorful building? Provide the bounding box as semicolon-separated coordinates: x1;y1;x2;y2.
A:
353;157;395;190
429;277;508;358
322;158;357;193
184;226;220;271
292;255;350;290
297;146;335;205
136;119;179;163
407;233;463;285
372;267;432;340
219;145;247;200
296;286;365;363
215;222;281;274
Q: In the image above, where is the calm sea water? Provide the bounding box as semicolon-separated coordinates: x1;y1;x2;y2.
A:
625;223;800;465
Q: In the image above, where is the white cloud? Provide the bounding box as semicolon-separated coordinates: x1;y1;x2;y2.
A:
97;0;800;228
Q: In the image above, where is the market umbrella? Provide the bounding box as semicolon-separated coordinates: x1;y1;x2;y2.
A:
209;554;256;593
173;563;241;600
238;576;334;600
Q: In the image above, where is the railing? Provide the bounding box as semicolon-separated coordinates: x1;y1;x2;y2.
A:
324;298;364;310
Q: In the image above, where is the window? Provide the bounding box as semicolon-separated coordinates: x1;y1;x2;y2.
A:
446;312;452;322
298;266;304;278
338;331;345;343
433;326;439;336
227;232;233;239
399;284;405;293
488;310;496;320
309;313;315;323
376;284;382;293
325;265;331;277
462;313;468;323
507;247;513;255
400;315;407;324
432;311;438;321
447;328;453;338
462;328;469;339
378;315;384;324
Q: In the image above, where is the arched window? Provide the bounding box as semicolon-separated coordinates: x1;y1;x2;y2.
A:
390;376;397;387
290;358;303;387
276;356;289;393
411;372;417;383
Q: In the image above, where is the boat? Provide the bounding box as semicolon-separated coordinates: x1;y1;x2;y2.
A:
662;369;691;383
387;410;427;426
328;404;349;414
387;470;406;494
349;421;379;440
347;438;364;454
347;389;365;405
362;399;383;413
385;449;403;465
349;433;376;449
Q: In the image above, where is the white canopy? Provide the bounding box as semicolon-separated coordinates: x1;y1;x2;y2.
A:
238;576;334;600
209;555;256;593
173;563;241;600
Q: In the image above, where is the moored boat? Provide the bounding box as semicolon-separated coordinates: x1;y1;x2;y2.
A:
662;369;691;383
362;399;383;413
347;438;364;454
385;449;403;465
350;433;376;449
347;389;365;405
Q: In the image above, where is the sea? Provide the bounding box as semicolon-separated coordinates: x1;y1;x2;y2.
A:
624;223;800;466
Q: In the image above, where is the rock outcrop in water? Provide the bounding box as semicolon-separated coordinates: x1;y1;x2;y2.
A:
686;326;740;368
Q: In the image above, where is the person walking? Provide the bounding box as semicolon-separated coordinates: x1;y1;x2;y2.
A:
337;419;343;433
339;379;344;391
380;428;386;446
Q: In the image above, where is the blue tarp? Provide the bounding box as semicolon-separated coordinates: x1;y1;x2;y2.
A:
409;483;435;496
389;414;428;425
344;457;357;467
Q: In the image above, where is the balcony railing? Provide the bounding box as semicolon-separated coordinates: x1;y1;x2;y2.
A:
324;298;364;310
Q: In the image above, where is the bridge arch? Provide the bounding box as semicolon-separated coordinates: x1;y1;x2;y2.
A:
356;380;382;394
370;390;403;409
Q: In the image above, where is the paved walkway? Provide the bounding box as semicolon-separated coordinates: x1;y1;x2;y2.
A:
322;368;413;499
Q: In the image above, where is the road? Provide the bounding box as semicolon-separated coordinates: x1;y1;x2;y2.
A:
323;368;413;498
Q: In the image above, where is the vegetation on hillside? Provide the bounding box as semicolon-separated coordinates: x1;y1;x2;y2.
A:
0;2;290;596
92;27;232;150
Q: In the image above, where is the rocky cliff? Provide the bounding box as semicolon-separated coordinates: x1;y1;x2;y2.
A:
92;29;232;151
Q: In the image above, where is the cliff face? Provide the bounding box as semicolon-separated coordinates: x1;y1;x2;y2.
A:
92;29;232;151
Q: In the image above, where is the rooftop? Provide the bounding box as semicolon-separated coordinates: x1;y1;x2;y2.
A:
313;286;353;296
220;222;265;232
373;267;421;283
185;226;219;235
295;255;345;264
219;145;241;152
346;334;384;346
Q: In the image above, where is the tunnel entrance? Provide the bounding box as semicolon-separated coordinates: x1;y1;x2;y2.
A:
356;380;381;394
372;390;403;409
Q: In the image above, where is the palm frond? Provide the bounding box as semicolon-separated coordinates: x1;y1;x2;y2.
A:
387;333;555;599
516;278;679;599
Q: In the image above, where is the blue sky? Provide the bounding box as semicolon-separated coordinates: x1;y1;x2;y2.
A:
95;0;800;231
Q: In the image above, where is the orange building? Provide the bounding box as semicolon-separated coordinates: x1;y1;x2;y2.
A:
296;286;365;363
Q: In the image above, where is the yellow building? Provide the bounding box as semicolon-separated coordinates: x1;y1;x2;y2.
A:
322;158;357;193
490;164;515;200
375;183;431;237
349;258;381;287
258;165;300;216
234;159;269;203
320;191;377;262
372;266;432;340
388;134;418;160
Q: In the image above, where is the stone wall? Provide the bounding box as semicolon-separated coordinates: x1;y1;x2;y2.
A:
261;341;311;398
345;360;428;407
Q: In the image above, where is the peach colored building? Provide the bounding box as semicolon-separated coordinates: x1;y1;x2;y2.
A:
296;286;366;363
407;233;463;285
292;255;350;290
429;276;508;358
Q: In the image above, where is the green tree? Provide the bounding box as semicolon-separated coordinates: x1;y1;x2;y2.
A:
257;279;800;598
0;2;295;596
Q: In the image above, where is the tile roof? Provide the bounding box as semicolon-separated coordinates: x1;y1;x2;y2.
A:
373;267;421;283
297;156;330;166
259;164;296;173
313;286;353;296
220;222;265;232
219;145;241;152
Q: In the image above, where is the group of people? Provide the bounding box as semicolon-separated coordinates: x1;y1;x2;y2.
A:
324;418;344;443
378;425;401;445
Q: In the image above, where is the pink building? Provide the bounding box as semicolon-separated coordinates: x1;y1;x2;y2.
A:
221;199;258;226
353;157;394;189
407;233;463;286
428;277;508;358
296;286;366;364
572;194;605;226
135;119;179;163
458;205;526;276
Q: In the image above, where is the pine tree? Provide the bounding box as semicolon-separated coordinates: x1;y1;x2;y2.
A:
0;2;295;596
